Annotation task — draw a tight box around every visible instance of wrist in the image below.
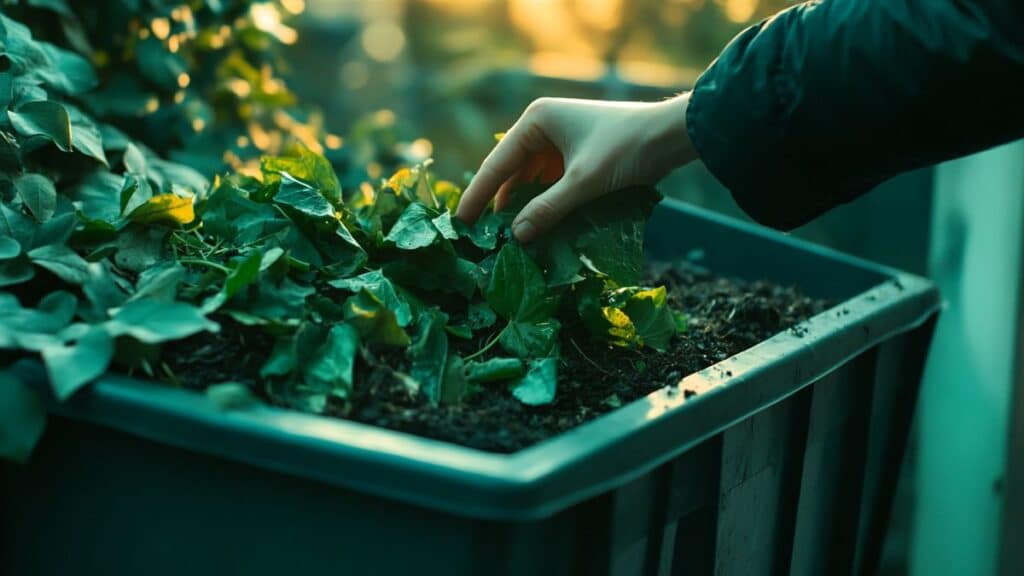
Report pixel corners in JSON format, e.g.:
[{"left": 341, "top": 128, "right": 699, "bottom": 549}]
[{"left": 641, "top": 93, "right": 698, "bottom": 177}]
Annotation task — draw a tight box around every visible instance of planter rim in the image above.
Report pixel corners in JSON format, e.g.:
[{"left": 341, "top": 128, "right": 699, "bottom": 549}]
[{"left": 14, "top": 200, "right": 942, "bottom": 522}]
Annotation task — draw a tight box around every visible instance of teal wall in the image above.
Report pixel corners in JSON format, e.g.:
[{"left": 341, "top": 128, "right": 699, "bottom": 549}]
[{"left": 911, "top": 141, "right": 1024, "bottom": 576}]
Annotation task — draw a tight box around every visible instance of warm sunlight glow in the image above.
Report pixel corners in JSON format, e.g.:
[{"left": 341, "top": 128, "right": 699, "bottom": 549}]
[
  {"left": 361, "top": 19, "right": 406, "bottom": 62},
  {"left": 717, "top": 0, "right": 759, "bottom": 23},
  {"left": 408, "top": 138, "right": 434, "bottom": 160},
  {"left": 528, "top": 52, "right": 604, "bottom": 80},
  {"left": 509, "top": 0, "right": 596, "bottom": 57},
  {"left": 151, "top": 17, "right": 171, "bottom": 40},
  {"left": 280, "top": 0, "right": 306, "bottom": 15},
  {"left": 574, "top": 0, "right": 623, "bottom": 32},
  {"left": 226, "top": 78, "right": 252, "bottom": 98},
  {"left": 421, "top": 0, "right": 490, "bottom": 15},
  {"left": 250, "top": 2, "right": 299, "bottom": 44}
]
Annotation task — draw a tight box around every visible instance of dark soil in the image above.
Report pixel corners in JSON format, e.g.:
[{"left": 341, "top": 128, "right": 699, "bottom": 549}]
[{"left": 164, "top": 261, "right": 829, "bottom": 453}]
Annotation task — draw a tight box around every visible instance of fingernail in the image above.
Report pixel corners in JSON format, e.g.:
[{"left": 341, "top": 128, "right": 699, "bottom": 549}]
[{"left": 513, "top": 219, "right": 535, "bottom": 243}]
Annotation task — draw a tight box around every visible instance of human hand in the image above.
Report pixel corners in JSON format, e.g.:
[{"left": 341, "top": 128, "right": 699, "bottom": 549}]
[{"left": 455, "top": 93, "right": 698, "bottom": 243}]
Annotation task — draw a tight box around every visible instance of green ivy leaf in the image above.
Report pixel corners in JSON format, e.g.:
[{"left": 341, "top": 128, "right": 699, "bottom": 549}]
[
  {"left": 510, "top": 357, "right": 558, "bottom": 405},
  {"left": 439, "top": 354, "right": 467, "bottom": 404},
  {"left": 383, "top": 245, "right": 480, "bottom": 299},
  {"left": 464, "top": 357, "right": 525, "bottom": 383},
  {"left": 454, "top": 212, "right": 500, "bottom": 251},
  {"left": 431, "top": 210, "right": 459, "bottom": 240},
  {"left": 27, "top": 243, "right": 89, "bottom": 284},
  {"left": 26, "top": 0, "right": 74, "bottom": 18},
  {"left": 0, "top": 236, "right": 20, "bottom": 260},
  {"left": 329, "top": 269, "right": 413, "bottom": 327},
  {"left": 273, "top": 172, "right": 334, "bottom": 219},
  {"left": 114, "top": 225, "right": 166, "bottom": 273},
  {"left": 201, "top": 176, "right": 285, "bottom": 246},
  {"left": 486, "top": 242, "right": 557, "bottom": 322},
  {"left": 14, "top": 174, "right": 57, "bottom": 222},
  {"left": 41, "top": 325, "right": 114, "bottom": 400},
  {"left": 244, "top": 277, "right": 314, "bottom": 320},
  {"left": 149, "top": 158, "right": 209, "bottom": 196},
  {"left": 38, "top": 41, "right": 97, "bottom": 95},
  {"left": 0, "top": 291, "right": 76, "bottom": 349},
  {"left": 66, "top": 104, "right": 108, "bottom": 165},
  {"left": 120, "top": 173, "right": 154, "bottom": 217},
  {"left": 500, "top": 319, "right": 560, "bottom": 358},
  {"left": 408, "top": 309, "right": 450, "bottom": 403},
  {"left": 467, "top": 301, "right": 497, "bottom": 330},
  {"left": 261, "top": 147, "right": 342, "bottom": 205},
  {"left": 69, "top": 170, "right": 124, "bottom": 223},
  {"left": 304, "top": 323, "right": 360, "bottom": 400},
  {"left": 135, "top": 37, "right": 187, "bottom": 91},
  {"left": 0, "top": 368, "right": 47, "bottom": 463},
  {"left": 130, "top": 262, "right": 183, "bottom": 303},
  {"left": 81, "top": 261, "right": 130, "bottom": 321},
  {"left": 0, "top": 257, "right": 35, "bottom": 287},
  {"left": 673, "top": 310, "right": 689, "bottom": 334},
  {"left": 123, "top": 143, "right": 149, "bottom": 177},
  {"left": 343, "top": 289, "right": 411, "bottom": 347},
  {"left": 107, "top": 299, "right": 219, "bottom": 344},
  {"left": 8, "top": 100, "right": 73, "bottom": 152},
  {"left": 511, "top": 185, "right": 661, "bottom": 287},
  {"left": 32, "top": 211, "right": 76, "bottom": 249},
  {"left": 201, "top": 251, "right": 262, "bottom": 313},
  {"left": 1, "top": 203, "right": 37, "bottom": 248},
  {"left": 385, "top": 202, "right": 439, "bottom": 250}
]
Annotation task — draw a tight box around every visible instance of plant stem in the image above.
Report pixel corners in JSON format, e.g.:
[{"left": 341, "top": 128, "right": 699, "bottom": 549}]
[
  {"left": 571, "top": 337, "right": 610, "bottom": 375},
  {"left": 178, "top": 258, "right": 231, "bottom": 274},
  {"left": 464, "top": 324, "right": 509, "bottom": 362}
]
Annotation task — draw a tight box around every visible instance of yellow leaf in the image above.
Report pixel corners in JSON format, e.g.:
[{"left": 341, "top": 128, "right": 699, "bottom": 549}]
[
  {"left": 602, "top": 306, "right": 636, "bottom": 345},
  {"left": 385, "top": 167, "right": 412, "bottom": 193},
  {"left": 130, "top": 194, "right": 195, "bottom": 225}
]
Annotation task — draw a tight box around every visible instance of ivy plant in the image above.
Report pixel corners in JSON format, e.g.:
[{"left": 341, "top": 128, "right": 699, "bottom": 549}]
[{"left": 0, "top": 5, "right": 684, "bottom": 462}]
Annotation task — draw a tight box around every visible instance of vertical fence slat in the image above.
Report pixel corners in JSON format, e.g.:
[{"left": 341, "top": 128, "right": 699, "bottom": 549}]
[
  {"left": 857, "top": 321, "right": 936, "bottom": 575},
  {"left": 669, "top": 435, "right": 723, "bottom": 576},
  {"left": 830, "top": 349, "right": 879, "bottom": 573},
  {"left": 713, "top": 392, "right": 813, "bottom": 576},
  {"left": 789, "top": 349, "right": 880, "bottom": 575}
]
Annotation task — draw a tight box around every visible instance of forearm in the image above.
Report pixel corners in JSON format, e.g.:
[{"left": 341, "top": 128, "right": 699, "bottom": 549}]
[{"left": 688, "top": 0, "right": 1024, "bottom": 229}]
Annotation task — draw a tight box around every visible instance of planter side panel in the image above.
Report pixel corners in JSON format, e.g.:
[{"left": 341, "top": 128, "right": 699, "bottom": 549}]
[{"left": 1, "top": 418, "right": 481, "bottom": 576}]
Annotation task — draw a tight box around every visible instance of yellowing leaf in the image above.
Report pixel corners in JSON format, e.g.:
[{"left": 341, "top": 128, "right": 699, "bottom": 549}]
[
  {"left": 386, "top": 167, "right": 412, "bottom": 193},
  {"left": 129, "top": 194, "right": 195, "bottom": 225}
]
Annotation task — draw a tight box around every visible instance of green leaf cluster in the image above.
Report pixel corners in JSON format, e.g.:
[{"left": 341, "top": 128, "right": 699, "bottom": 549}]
[{"left": 0, "top": 4, "right": 685, "bottom": 462}]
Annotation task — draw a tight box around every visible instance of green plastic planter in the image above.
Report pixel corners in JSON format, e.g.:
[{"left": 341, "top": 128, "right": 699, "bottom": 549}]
[{"left": 1, "top": 199, "right": 940, "bottom": 576}]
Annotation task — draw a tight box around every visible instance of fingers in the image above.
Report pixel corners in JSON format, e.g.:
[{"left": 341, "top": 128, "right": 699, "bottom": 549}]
[
  {"left": 493, "top": 167, "right": 524, "bottom": 213},
  {"left": 511, "top": 167, "right": 593, "bottom": 244},
  {"left": 455, "top": 123, "right": 530, "bottom": 223},
  {"left": 495, "top": 145, "right": 564, "bottom": 213},
  {"left": 456, "top": 100, "right": 553, "bottom": 224}
]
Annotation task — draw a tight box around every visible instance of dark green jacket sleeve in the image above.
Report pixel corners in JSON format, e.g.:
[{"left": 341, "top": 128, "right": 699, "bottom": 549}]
[{"left": 686, "top": 0, "right": 1024, "bottom": 230}]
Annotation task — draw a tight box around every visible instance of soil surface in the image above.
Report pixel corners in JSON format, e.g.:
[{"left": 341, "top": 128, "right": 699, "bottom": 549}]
[{"left": 164, "top": 261, "right": 829, "bottom": 453}]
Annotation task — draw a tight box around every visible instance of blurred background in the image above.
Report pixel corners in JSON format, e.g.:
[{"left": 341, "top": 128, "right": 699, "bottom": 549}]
[{"left": 244, "top": 2, "right": 1024, "bottom": 574}]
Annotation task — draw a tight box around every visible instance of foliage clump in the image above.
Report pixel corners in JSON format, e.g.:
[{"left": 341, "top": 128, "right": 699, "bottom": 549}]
[{"left": 0, "top": 2, "right": 681, "bottom": 461}]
